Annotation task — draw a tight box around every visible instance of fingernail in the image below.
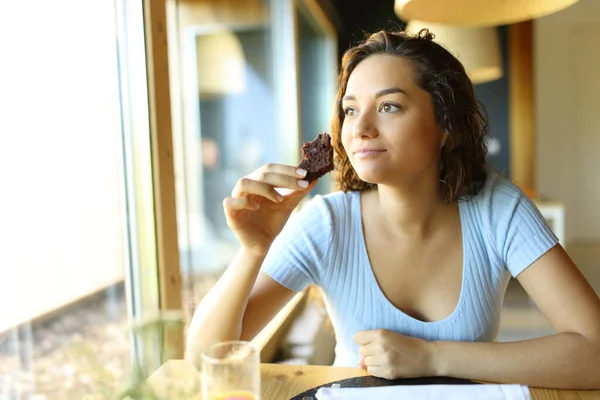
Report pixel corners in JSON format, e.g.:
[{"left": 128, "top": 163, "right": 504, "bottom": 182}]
[
  {"left": 297, "top": 180, "right": 309, "bottom": 188},
  {"left": 276, "top": 194, "right": 284, "bottom": 202},
  {"left": 296, "top": 168, "right": 307, "bottom": 177}
]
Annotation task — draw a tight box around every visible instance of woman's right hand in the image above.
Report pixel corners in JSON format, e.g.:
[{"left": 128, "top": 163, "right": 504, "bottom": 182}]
[{"left": 223, "top": 164, "right": 317, "bottom": 255}]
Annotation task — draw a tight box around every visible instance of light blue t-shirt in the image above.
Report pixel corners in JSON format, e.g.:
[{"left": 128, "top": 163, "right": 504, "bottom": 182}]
[{"left": 262, "top": 173, "right": 558, "bottom": 367}]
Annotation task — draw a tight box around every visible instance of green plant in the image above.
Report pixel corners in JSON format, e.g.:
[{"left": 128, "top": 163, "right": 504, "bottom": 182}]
[{"left": 110, "top": 311, "right": 200, "bottom": 400}]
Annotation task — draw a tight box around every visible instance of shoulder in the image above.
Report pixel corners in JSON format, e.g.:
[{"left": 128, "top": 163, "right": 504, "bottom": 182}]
[
  {"left": 466, "top": 172, "right": 542, "bottom": 235},
  {"left": 321, "top": 189, "right": 359, "bottom": 206},
  {"left": 285, "top": 190, "right": 356, "bottom": 233},
  {"left": 297, "top": 190, "right": 357, "bottom": 219},
  {"left": 466, "top": 173, "right": 558, "bottom": 274},
  {"left": 467, "top": 172, "right": 528, "bottom": 217},
  {"left": 478, "top": 172, "right": 524, "bottom": 202}
]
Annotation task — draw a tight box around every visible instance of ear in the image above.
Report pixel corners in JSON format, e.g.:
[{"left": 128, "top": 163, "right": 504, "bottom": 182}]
[{"left": 440, "top": 131, "right": 449, "bottom": 148}]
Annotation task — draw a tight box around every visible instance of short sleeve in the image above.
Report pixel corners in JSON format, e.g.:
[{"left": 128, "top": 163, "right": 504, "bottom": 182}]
[
  {"left": 261, "top": 194, "right": 333, "bottom": 292},
  {"left": 484, "top": 175, "right": 559, "bottom": 277}
]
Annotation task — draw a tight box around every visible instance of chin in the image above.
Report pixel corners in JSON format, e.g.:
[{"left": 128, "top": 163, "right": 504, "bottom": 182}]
[
  {"left": 354, "top": 170, "right": 385, "bottom": 185},
  {"left": 355, "top": 167, "right": 416, "bottom": 187}
]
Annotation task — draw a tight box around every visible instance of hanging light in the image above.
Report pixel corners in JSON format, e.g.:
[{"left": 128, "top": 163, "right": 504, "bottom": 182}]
[
  {"left": 396, "top": 0, "right": 579, "bottom": 27},
  {"left": 405, "top": 20, "right": 503, "bottom": 85},
  {"left": 196, "top": 30, "right": 246, "bottom": 97}
]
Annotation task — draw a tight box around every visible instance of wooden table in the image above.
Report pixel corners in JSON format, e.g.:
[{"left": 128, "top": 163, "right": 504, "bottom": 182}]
[{"left": 148, "top": 360, "right": 600, "bottom": 399}]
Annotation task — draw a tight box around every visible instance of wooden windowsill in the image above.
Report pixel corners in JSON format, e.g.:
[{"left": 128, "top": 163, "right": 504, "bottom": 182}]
[{"left": 252, "top": 290, "right": 308, "bottom": 362}]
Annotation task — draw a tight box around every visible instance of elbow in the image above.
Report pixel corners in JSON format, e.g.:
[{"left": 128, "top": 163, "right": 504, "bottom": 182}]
[
  {"left": 574, "top": 332, "right": 600, "bottom": 389},
  {"left": 184, "top": 334, "right": 200, "bottom": 367},
  {"left": 583, "top": 358, "right": 600, "bottom": 390},
  {"left": 588, "top": 336, "right": 600, "bottom": 389},
  {"left": 183, "top": 326, "right": 244, "bottom": 367}
]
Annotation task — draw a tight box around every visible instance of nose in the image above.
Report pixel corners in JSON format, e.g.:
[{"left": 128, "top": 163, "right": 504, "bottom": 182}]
[{"left": 352, "top": 111, "right": 378, "bottom": 139}]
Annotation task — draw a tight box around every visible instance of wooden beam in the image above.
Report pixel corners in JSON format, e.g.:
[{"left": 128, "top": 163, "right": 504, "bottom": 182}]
[
  {"left": 509, "top": 20, "right": 536, "bottom": 197},
  {"left": 252, "top": 291, "right": 307, "bottom": 362},
  {"left": 143, "top": 0, "right": 182, "bottom": 312},
  {"left": 143, "top": 0, "right": 183, "bottom": 357}
]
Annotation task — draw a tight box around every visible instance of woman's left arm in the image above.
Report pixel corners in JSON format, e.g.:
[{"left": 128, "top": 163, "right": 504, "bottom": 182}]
[
  {"left": 356, "top": 245, "right": 600, "bottom": 388},
  {"left": 433, "top": 244, "right": 600, "bottom": 389}
]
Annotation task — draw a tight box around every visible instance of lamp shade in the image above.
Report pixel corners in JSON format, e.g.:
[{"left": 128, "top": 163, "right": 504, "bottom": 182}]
[
  {"left": 196, "top": 31, "right": 246, "bottom": 96},
  {"left": 396, "top": 0, "right": 579, "bottom": 27},
  {"left": 405, "top": 21, "right": 503, "bottom": 85}
]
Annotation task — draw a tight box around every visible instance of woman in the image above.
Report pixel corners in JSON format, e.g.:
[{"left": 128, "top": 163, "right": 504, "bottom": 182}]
[{"left": 186, "top": 29, "right": 600, "bottom": 389}]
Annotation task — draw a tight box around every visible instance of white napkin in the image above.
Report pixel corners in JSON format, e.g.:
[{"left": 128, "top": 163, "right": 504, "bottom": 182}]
[{"left": 316, "top": 384, "right": 531, "bottom": 400}]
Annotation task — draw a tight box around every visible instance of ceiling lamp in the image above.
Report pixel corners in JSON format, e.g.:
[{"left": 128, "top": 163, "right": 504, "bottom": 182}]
[
  {"left": 396, "top": 0, "right": 579, "bottom": 27},
  {"left": 196, "top": 31, "right": 246, "bottom": 97},
  {"left": 406, "top": 21, "right": 503, "bottom": 85}
]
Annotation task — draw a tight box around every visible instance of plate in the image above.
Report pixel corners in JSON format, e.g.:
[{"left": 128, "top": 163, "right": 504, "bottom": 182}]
[{"left": 289, "top": 376, "right": 478, "bottom": 400}]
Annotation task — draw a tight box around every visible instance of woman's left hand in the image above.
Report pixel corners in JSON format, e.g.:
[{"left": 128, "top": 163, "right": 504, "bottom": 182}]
[{"left": 354, "top": 329, "right": 437, "bottom": 380}]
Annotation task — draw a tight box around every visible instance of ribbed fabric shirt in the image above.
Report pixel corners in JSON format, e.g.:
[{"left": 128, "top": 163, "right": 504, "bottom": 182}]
[{"left": 262, "top": 173, "right": 558, "bottom": 367}]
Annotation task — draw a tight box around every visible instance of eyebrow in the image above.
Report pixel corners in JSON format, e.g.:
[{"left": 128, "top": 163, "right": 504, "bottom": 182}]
[{"left": 342, "top": 87, "right": 407, "bottom": 102}]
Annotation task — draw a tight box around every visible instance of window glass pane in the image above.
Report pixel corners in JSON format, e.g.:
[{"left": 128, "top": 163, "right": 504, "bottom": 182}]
[
  {"left": 168, "top": 0, "right": 299, "bottom": 320},
  {"left": 0, "top": 0, "right": 132, "bottom": 397}
]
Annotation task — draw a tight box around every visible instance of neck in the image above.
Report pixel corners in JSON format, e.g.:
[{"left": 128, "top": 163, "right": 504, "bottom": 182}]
[{"left": 373, "top": 172, "right": 451, "bottom": 239}]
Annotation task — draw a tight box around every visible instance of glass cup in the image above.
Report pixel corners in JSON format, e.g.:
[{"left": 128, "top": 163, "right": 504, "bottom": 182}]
[{"left": 201, "top": 341, "right": 260, "bottom": 400}]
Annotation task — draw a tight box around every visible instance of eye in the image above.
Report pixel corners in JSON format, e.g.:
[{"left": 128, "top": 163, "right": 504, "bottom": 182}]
[
  {"left": 343, "top": 106, "right": 357, "bottom": 116},
  {"left": 379, "top": 102, "right": 401, "bottom": 113}
]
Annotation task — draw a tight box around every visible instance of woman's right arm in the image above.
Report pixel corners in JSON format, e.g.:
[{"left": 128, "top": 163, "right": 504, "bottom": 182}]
[
  {"left": 184, "top": 164, "right": 315, "bottom": 364},
  {"left": 184, "top": 248, "right": 296, "bottom": 364}
]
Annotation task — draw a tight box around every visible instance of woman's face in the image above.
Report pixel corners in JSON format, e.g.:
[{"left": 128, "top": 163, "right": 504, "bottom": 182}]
[{"left": 341, "top": 54, "right": 446, "bottom": 186}]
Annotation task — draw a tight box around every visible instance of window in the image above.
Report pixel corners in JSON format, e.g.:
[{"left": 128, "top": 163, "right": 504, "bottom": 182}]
[
  {"left": 0, "top": 1, "right": 132, "bottom": 397},
  {"left": 0, "top": 0, "right": 172, "bottom": 397},
  {"left": 167, "top": 0, "right": 305, "bottom": 321}
]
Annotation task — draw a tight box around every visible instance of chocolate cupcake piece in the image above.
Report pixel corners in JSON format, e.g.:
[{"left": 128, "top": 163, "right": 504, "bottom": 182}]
[{"left": 297, "top": 132, "right": 334, "bottom": 182}]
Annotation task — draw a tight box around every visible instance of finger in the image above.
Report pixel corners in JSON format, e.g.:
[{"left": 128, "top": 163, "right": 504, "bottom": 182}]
[
  {"left": 255, "top": 163, "right": 309, "bottom": 179},
  {"left": 278, "top": 179, "right": 318, "bottom": 206},
  {"left": 223, "top": 196, "right": 259, "bottom": 211},
  {"left": 354, "top": 330, "right": 379, "bottom": 346},
  {"left": 358, "top": 357, "right": 365, "bottom": 368},
  {"left": 359, "top": 342, "right": 379, "bottom": 358},
  {"left": 366, "top": 366, "right": 390, "bottom": 380},
  {"left": 231, "top": 178, "right": 284, "bottom": 203},
  {"left": 251, "top": 171, "right": 310, "bottom": 191},
  {"left": 362, "top": 355, "right": 380, "bottom": 367}
]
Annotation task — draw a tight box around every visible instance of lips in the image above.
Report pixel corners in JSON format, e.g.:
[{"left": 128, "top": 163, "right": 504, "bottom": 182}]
[{"left": 353, "top": 148, "right": 386, "bottom": 155}]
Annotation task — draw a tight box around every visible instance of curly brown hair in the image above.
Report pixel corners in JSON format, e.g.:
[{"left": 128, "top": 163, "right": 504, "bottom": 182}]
[{"left": 331, "top": 29, "right": 489, "bottom": 202}]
